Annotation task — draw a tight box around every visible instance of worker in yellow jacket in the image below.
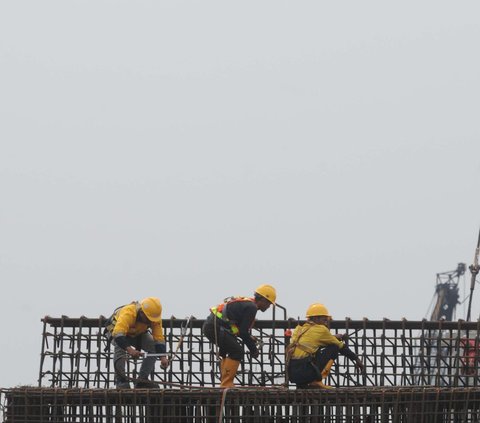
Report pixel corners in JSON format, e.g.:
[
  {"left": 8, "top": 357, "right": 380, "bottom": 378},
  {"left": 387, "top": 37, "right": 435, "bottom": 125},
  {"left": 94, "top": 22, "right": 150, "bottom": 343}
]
[
  {"left": 105, "top": 297, "right": 169, "bottom": 388},
  {"left": 203, "top": 284, "right": 277, "bottom": 388},
  {"left": 286, "top": 303, "right": 364, "bottom": 389}
]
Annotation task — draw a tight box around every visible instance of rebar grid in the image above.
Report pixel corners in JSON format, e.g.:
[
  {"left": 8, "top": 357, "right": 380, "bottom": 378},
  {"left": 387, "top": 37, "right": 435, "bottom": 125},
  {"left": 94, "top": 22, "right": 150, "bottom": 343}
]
[
  {"left": 38, "top": 317, "right": 480, "bottom": 389},
  {"left": 2, "top": 387, "right": 480, "bottom": 423}
]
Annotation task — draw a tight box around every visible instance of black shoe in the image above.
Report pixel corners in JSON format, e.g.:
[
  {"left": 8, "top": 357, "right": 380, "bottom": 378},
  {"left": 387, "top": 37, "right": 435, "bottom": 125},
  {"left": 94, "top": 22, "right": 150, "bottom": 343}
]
[
  {"left": 116, "top": 381, "right": 131, "bottom": 389},
  {"left": 134, "top": 378, "right": 159, "bottom": 389}
]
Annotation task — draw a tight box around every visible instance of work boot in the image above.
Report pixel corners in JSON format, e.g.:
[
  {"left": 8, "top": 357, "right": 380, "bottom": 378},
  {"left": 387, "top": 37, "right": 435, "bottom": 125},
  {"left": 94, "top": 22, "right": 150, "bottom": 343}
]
[
  {"left": 220, "top": 358, "right": 240, "bottom": 388},
  {"left": 321, "top": 359, "right": 334, "bottom": 379},
  {"left": 309, "top": 359, "right": 335, "bottom": 389},
  {"left": 114, "top": 374, "right": 131, "bottom": 389},
  {"left": 309, "top": 379, "right": 333, "bottom": 389}
]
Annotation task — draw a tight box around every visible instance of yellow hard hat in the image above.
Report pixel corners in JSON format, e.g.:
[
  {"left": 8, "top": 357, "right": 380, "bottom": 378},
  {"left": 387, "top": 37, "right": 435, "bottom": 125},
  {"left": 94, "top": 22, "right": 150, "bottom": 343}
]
[
  {"left": 254, "top": 284, "right": 276, "bottom": 304},
  {"left": 306, "top": 303, "right": 331, "bottom": 319},
  {"left": 140, "top": 297, "right": 162, "bottom": 322}
]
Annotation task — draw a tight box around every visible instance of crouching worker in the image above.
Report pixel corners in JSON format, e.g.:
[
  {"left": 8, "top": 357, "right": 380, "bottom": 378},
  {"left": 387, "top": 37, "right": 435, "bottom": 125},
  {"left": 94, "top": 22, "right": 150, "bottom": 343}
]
[
  {"left": 105, "top": 297, "right": 169, "bottom": 388},
  {"left": 203, "top": 284, "right": 277, "bottom": 388},
  {"left": 286, "top": 303, "right": 364, "bottom": 389}
]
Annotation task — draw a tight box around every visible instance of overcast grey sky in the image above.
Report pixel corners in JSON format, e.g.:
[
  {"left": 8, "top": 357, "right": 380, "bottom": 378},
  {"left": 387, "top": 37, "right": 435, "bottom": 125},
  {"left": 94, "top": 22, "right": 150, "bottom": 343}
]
[{"left": 1, "top": 1, "right": 479, "bottom": 388}]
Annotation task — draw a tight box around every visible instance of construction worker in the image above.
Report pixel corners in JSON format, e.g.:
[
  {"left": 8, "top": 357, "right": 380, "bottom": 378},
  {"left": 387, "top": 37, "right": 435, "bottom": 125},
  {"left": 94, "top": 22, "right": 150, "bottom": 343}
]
[
  {"left": 286, "top": 303, "right": 364, "bottom": 389},
  {"left": 105, "top": 297, "right": 169, "bottom": 388},
  {"left": 203, "top": 284, "right": 277, "bottom": 388}
]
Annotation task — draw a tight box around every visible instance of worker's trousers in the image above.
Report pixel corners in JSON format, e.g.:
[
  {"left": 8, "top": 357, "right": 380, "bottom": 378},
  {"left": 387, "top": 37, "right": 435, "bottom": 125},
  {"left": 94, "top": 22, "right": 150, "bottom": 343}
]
[
  {"left": 113, "top": 332, "right": 157, "bottom": 386},
  {"left": 288, "top": 344, "right": 339, "bottom": 386},
  {"left": 202, "top": 314, "right": 244, "bottom": 362}
]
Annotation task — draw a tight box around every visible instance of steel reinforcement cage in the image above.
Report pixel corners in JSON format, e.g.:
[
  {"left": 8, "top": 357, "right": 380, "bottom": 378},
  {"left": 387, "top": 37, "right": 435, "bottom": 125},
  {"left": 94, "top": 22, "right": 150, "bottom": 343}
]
[
  {"left": 37, "top": 316, "right": 480, "bottom": 389},
  {"left": 2, "top": 386, "right": 480, "bottom": 423},
  {"left": 2, "top": 317, "right": 480, "bottom": 422}
]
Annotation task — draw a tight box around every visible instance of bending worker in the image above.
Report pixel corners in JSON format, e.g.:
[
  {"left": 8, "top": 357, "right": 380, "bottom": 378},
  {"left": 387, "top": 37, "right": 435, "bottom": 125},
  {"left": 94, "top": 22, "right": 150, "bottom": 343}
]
[
  {"left": 203, "top": 284, "right": 277, "bottom": 388},
  {"left": 106, "top": 297, "right": 169, "bottom": 388},
  {"left": 286, "top": 303, "right": 364, "bottom": 389}
]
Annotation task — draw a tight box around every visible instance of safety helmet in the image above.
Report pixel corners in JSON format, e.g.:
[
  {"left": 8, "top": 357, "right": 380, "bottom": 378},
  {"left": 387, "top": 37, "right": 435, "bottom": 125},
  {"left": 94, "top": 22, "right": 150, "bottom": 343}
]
[
  {"left": 140, "top": 297, "right": 162, "bottom": 322},
  {"left": 254, "top": 284, "right": 276, "bottom": 304},
  {"left": 306, "top": 303, "right": 331, "bottom": 319}
]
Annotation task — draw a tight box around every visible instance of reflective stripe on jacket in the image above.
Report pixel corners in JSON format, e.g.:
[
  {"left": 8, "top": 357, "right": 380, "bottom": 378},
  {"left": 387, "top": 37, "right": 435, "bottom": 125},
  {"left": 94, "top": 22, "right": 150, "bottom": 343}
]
[{"left": 210, "top": 297, "right": 254, "bottom": 335}]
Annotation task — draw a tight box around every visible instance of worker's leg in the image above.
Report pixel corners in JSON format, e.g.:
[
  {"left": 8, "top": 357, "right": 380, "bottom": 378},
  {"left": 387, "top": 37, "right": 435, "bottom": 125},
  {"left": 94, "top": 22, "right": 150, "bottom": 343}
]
[
  {"left": 314, "top": 344, "right": 339, "bottom": 374},
  {"left": 309, "top": 345, "right": 339, "bottom": 389},
  {"left": 202, "top": 315, "right": 218, "bottom": 346},
  {"left": 203, "top": 316, "right": 242, "bottom": 387},
  {"left": 288, "top": 358, "right": 318, "bottom": 387},
  {"left": 220, "top": 357, "right": 240, "bottom": 388},
  {"left": 203, "top": 315, "right": 227, "bottom": 383},
  {"left": 218, "top": 331, "right": 242, "bottom": 387},
  {"left": 137, "top": 332, "right": 157, "bottom": 381},
  {"left": 113, "top": 339, "right": 131, "bottom": 389},
  {"left": 322, "top": 358, "right": 335, "bottom": 379}
]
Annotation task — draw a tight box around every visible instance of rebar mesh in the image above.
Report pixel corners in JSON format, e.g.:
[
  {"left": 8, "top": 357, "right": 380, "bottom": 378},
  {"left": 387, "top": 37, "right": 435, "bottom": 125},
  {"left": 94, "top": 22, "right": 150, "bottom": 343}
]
[
  {"left": 2, "top": 387, "right": 480, "bottom": 423},
  {"left": 3, "top": 318, "right": 480, "bottom": 422},
  {"left": 38, "top": 317, "right": 480, "bottom": 389}
]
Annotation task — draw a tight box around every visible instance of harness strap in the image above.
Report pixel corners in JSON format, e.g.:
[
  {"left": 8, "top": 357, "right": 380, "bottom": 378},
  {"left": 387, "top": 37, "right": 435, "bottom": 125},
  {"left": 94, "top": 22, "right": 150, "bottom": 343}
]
[
  {"left": 102, "top": 302, "right": 137, "bottom": 351},
  {"left": 285, "top": 322, "right": 316, "bottom": 383},
  {"left": 210, "top": 297, "right": 254, "bottom": 336}
]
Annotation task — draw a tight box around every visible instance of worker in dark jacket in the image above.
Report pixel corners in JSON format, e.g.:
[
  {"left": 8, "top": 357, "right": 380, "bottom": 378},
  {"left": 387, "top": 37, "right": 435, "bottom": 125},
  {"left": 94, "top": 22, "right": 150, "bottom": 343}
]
[
  {"left": 203, "top": 284, "right": 277, "bottom": 387},
  {"left": 106, "top": 297, "right": 169, "bottom": 388},
  {"left": 286, "top": 303, "right": 364, "bottom": 389}
]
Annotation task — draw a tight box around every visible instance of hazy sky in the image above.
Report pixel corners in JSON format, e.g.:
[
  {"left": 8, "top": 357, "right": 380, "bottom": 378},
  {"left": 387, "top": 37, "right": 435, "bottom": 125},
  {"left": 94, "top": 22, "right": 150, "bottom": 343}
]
[{"left": 1, "top": 2, "right": 479, "bottom": 388}]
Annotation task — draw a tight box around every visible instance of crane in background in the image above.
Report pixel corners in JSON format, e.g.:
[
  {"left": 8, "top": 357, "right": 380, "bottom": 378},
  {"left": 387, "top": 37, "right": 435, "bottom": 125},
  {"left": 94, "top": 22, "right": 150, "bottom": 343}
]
[
  {"left": 428, "top": 228, "right": 480, "bottom": 322},
  {"left": 430, "top": 263, "right": 465, "bottom": 321},
  {"left": 466, "top": 228, "right": 480, "bottom": 321},
  {"left": 422, "top": 229, "right": 480, "bottom": 383}
]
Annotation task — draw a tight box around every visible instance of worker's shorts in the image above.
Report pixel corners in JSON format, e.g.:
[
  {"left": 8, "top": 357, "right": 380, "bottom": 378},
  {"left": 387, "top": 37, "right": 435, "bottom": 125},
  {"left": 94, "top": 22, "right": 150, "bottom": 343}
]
[
  {"left": 202, "top": 314, "right": 244, "bottom": 362},
  {"left": 288, "top": 344, "right": 339, "bottom": 386}
]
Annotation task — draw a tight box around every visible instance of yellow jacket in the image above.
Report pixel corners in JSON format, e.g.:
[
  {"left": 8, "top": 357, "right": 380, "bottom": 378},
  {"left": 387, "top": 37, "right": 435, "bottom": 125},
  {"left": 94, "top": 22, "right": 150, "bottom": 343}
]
[
  {"left": 111, "top": 302, "right": 165, "bottom": 343},
  {"left": 290, "top": 321, "right": 344, "bottom": 359}
]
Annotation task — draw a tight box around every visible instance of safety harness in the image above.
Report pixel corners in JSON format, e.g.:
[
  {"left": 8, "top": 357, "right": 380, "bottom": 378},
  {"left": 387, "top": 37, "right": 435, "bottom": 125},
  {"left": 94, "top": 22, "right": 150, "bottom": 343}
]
[
  {"left": 284, "top": 321, "right": 322, "bottom": 383},
  {"left": 102, "top": 302, "right": 140, "bottom": 351},
  {"left": 210, "top": 296, "right": 255, "bottom": 335}
]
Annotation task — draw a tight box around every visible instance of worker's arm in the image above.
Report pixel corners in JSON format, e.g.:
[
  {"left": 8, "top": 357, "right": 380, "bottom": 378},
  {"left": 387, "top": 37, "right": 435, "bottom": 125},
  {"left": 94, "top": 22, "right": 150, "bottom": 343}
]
[
  {"left": 151, "top": 321, "right": 166, "bottom": 350},
  {"left": 232, "top": 302, "right": 259, "bottom": 357},
  {"left": 317, "top": 325, "right": 345, "bottom": 348},
  {"left": 317, "top": 325, "right": 363, "bottom": 369},
  {"left": 111, "top": 305, "right": 144, "bottom": 358},
  {"left": 151, "top": 322, "right": 168, "bottom": 367},
  {"left": 339, "top": 344, "right": 364, "bottom": 371},
  {"left": 113, "top": 336, "right": 142, "bottom": 358}
]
